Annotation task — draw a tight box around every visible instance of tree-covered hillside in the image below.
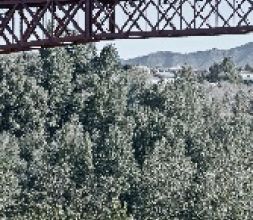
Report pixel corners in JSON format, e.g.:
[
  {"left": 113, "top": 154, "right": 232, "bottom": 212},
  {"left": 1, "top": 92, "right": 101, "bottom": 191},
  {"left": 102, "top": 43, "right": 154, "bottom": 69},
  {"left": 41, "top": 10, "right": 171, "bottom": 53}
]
[
  {"left": 123, "top": 42, "right": 253, "bottom": 69},
  {"left": 0, "top": 45, "right": 252, "bottom": 219}
]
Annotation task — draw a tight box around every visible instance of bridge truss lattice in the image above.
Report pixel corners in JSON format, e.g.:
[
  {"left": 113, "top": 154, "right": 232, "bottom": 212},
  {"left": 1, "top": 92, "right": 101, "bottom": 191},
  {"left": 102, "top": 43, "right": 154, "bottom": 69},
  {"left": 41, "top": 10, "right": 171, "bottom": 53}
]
[{"left": 0, "top": 0, "right": 253, "bottom": 53}]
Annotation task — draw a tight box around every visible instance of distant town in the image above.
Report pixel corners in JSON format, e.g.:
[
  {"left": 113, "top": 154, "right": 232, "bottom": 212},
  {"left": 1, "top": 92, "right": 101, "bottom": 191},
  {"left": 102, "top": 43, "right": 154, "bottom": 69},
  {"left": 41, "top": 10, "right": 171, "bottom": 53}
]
[{"left": 133, "top": 65, "right": 253, "bottom": 84}]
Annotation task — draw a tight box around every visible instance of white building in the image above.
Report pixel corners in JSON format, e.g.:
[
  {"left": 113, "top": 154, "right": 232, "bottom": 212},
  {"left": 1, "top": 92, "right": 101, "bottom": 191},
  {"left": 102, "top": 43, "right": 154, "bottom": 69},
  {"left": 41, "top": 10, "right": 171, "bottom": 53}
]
[
  {"left": 240, "top": 70, "right": 253, "bottom": 83},
  {"left": 147, "top": 76, "right": 161, "bottom": 84},
  {"left": 153, "top": 67, "right": 176, "bottom": 82},
  {"left": 134, "top": 65, "right": 151, "bottom": 74}
]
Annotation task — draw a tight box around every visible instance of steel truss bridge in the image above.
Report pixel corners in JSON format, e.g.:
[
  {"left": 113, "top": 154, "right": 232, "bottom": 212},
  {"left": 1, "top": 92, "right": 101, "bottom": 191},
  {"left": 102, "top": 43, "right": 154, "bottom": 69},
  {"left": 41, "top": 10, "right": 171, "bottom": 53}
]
[{"left": 0, "top": 0, "right": 253, "bottom": 54}]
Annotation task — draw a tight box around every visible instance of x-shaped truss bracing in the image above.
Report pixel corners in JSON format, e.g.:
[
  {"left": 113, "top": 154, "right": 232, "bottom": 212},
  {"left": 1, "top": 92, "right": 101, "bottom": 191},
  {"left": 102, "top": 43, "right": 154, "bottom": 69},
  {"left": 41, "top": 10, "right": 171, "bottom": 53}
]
[{"left": 0, "top": 0, "right": 253, "bottom": 53}]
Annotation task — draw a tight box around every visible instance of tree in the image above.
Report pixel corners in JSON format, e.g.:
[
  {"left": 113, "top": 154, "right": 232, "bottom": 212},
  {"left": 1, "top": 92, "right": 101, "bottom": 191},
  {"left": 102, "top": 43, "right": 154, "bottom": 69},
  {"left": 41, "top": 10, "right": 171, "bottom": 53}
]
[
  {"left": 79, "top": 44, "right": 127, "bottom": 132},
  {"left": 221, "top": 57, "right": 241, "bottom": 83},
  {"left": 207, "top": 57, "right": 241, "bottom": 83},
  {"left": 208, "top": 62, "right": 222, "bottom": 82},
  {"left": 192, "top": 113, "right": 252, "bottom": 219},
  {"left": 39, "top": 47, "right": 74, "bottom": 135},
  {"left": 134, "top": 137, "right": 195, "bottom": 220},
  {"left": 0, "top": 133, "right": 24, "bottom": 218},
  {"left": 244, "top": 64, "right": 253, "bottom": 72},
  {"left": 0, "top": 57, "right": 48, "bottom": 137}
]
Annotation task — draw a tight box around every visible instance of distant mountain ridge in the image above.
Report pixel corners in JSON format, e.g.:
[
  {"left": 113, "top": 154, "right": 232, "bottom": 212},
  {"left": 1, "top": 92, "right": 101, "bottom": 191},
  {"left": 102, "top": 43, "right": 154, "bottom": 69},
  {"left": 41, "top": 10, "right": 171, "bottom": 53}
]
[{"left": 122, "top": 42, "right": 253, "bottom": 70}]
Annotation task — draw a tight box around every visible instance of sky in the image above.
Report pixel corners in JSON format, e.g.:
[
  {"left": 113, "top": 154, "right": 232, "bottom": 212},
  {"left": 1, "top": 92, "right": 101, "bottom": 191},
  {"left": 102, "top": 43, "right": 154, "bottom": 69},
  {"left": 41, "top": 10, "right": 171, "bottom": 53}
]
[{"left": 96, "top": 33, "right": 253, "bottom": 60}]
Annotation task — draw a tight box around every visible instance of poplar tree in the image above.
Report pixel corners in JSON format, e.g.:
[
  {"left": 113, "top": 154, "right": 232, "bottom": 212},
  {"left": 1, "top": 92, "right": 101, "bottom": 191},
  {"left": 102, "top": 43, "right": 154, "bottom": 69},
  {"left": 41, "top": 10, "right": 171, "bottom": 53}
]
[
  {"left": 134, "top": 137, "right": 195, "bottom": 220},
  {"left": 0, "top": 57, "right": 48, "bottom": 137},
  {"left": 39, "top": 47, "right": 74, "bottom": 135},
  {"left": 0, "top": 133, "right": 23, "bottom": 218}
]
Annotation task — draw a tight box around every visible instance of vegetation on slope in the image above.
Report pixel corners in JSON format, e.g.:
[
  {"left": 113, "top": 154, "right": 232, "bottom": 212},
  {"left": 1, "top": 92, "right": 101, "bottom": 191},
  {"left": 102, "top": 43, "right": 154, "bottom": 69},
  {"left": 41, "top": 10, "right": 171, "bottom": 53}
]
[
  {"left": 123, "top": 42, "right": 253, "bottom": 69},
  {"left": 0, "top": 45, "right": 252, "bottom": 219}
]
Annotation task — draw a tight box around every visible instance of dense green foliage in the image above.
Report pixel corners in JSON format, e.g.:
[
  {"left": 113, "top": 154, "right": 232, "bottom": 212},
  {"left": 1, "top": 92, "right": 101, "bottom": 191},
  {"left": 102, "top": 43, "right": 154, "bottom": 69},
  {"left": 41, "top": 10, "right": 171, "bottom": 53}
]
[
  {"left": 0, "top": 45, "right": 252, "bottom": 219},
  {"left": 207, "top": 57, "right": 241, "bottom": 83}
]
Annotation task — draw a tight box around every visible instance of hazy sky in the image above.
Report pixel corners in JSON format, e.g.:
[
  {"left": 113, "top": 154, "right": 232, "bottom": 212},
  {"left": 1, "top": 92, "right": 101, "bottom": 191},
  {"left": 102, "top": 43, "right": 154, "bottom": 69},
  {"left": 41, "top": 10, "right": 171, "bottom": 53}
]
[{"left": 96, "top": 33, "right": 253, "bottom": 59}]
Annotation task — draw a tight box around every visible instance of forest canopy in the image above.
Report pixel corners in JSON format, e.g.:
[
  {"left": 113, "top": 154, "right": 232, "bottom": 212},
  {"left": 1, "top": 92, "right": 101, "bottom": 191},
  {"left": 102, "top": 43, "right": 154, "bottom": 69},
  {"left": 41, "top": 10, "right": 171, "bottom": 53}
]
[{"left": 0, "top": 44, "right": 252, "bottom": 220}]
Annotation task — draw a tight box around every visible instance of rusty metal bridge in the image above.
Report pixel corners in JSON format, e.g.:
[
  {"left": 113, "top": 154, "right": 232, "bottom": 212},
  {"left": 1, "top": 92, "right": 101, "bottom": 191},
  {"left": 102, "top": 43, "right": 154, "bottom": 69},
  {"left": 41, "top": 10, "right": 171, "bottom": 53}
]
[{"left": 0, "top": 0, "right": 253, "bottom": 54}]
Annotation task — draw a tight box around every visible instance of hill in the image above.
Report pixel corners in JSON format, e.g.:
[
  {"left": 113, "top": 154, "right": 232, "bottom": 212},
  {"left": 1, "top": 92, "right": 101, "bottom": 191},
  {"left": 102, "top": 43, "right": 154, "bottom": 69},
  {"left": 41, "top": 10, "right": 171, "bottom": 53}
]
[{"left": 122, "top": 42, "right": 253, "bottom": 70}]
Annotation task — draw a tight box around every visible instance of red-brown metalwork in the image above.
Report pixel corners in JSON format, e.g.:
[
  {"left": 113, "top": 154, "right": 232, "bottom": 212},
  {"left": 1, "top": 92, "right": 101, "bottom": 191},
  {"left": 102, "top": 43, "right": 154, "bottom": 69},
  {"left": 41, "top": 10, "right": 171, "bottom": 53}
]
[{"left": 0, "top": 0, "right": 253, "bottom": 54}]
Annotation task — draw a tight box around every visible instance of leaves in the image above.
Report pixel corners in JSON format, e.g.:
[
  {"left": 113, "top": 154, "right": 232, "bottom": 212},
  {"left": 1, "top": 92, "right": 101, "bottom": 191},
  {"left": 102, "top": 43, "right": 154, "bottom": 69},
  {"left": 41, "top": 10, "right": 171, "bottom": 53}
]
[{"left": 0, "top": 45, "right": 252, "bottom": 219}]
